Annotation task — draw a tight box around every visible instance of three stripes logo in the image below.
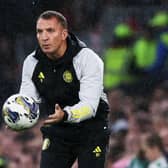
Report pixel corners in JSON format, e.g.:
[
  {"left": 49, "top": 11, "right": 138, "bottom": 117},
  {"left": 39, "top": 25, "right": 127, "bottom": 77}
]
[
  {"left": 93, "top": 146, "right": 102, "bottom": 157},
  {"left": 38, "top": 72, "right": 45, "bottom": 83}
]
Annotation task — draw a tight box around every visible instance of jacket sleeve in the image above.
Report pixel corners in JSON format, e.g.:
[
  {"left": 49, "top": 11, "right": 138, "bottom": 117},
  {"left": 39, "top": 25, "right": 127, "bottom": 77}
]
[
  {"left": 64, "top": 48, "right": 104, "bottom": 123},
  {"left": 19, "top": 52, "right": 41, "bottom": 103}
]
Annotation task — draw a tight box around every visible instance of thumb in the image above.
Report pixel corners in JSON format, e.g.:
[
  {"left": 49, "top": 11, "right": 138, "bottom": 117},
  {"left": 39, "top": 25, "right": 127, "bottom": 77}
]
[{"left": 55, "top": 104, "right": 60, "bottom": 110}]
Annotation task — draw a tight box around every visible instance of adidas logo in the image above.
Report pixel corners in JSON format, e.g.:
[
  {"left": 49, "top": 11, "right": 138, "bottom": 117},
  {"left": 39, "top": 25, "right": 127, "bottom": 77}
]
[
  {"left": 93, "top": 146, "right": 102, "bottom": 157},
  {"left": 38, "top": 72, "right": 45, "bottom": 83}
]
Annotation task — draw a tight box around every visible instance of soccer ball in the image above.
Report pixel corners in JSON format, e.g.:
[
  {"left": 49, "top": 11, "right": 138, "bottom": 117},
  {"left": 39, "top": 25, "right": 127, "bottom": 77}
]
[{"left": 2, "top": 94, "right": 40, "bottom": 131}]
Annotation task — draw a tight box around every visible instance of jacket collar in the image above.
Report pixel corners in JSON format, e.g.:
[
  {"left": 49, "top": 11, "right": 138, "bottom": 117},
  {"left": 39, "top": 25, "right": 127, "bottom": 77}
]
[{"left": 34, "top": 32, "right": 86, "bottom": 67}]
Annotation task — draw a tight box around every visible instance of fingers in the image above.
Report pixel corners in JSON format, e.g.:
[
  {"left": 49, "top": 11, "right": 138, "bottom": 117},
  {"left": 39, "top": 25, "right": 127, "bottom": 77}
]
[
  {"left": 43, "top": 104, "right": 63, "bottom": 125},
  {"left": 5, "top": 125, "right": 13, "bottom": 131},
  {"left": 44, "top": 112, "right": 60, "bottom": 124},
  {"left": 47, "top": 104, "right": 60, "bottom": 118},
  {"left": 44, "top": 118, "right": 58, "bottom": 124}
]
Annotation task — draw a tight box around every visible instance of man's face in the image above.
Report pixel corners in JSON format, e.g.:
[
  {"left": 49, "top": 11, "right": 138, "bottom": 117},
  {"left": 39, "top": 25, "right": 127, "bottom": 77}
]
[
  {"left": 36, "top": 17, "right": 67, "bottom": 58},
  {"left": 143, "top": 145, "right": 157, "bottom": 161}
]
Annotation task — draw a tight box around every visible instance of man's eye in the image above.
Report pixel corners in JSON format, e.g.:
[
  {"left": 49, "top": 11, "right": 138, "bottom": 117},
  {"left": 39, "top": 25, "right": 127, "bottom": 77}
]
[
  {"left": 47, "top": 29, "right": 55, "bottom": 33},
  {"left": 37, "top": 29, "right": 42, "bottom": 34}
]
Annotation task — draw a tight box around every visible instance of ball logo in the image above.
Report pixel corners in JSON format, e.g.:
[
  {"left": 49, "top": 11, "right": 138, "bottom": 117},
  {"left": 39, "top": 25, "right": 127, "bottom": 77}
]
[{"left": 63, "top": 70, "right": 73, "bottom": 83}]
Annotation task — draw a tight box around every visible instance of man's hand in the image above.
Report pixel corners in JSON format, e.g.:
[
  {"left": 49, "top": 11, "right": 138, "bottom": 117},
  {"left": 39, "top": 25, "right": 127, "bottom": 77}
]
[{"left": 44, "top": 104, "right": 65, "bottom": 125}]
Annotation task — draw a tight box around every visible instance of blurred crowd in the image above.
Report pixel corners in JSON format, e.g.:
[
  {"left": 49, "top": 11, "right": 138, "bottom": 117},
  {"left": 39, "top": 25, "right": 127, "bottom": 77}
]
[
  {"left": 104, "top": 10, "right": 168, "bottom": 168},
  {"left": 1, "top": 2, "right": 168, "bottom": 168}
]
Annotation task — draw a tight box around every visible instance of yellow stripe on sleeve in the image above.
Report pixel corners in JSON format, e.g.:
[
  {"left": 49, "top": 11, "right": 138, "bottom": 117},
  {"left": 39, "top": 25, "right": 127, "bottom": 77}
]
[{"left": 70, "top": 106, "right": 92, "bottom": 121}]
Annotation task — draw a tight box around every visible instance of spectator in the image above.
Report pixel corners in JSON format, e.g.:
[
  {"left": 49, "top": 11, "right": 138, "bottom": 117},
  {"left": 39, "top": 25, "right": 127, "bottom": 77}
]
[
  {"left": 103, "top": 23, "right": 136, "bottom": 92},
  {"left": 142, "top": 133, "right": 168, "bottom": 168}
]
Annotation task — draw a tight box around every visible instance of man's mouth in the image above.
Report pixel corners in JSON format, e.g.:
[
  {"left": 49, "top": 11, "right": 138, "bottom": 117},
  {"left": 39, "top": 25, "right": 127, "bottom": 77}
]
[{"left": 42, "top": 44, "right": 50, "bottom": 49}]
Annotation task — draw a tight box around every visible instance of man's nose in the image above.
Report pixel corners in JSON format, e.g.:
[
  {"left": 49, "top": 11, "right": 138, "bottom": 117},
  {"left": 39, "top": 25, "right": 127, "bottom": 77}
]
[{"left": 41, "top": 32, "right": 49, "bottom": 41}]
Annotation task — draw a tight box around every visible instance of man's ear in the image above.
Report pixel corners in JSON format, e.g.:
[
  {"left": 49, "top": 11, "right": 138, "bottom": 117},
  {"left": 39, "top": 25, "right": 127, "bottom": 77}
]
[{"left": 62, "top": 29, "right": 68, "bottom": 40}]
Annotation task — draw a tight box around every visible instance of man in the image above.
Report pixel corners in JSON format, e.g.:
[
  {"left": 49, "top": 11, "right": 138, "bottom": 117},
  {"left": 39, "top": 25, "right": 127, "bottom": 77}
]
[
  {"left": 142, "top": 133, "right": 168, "bottom": 168},
  {"left": 19, "top": 10, "right": 109, "bottom": 168}
]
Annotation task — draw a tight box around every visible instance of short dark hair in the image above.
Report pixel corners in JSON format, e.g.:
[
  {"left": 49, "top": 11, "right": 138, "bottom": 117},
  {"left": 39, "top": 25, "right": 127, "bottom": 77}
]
[
  {"left": 145, "top": 133, "right": 164, "bottom": 152},
  {"left": 37, "top": 10, "right": 68, "bottom": 29}
]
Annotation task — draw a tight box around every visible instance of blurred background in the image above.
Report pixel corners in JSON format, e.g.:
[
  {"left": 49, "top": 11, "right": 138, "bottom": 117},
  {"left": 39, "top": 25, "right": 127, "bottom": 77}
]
[{"left": 1, "top": 0, "right": 168, "bottom": 168}]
